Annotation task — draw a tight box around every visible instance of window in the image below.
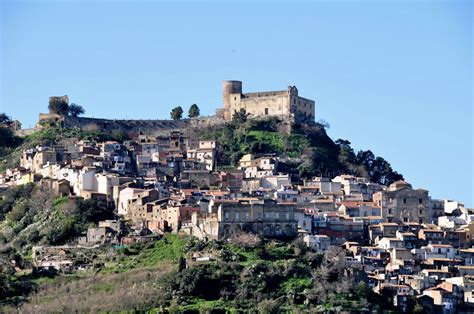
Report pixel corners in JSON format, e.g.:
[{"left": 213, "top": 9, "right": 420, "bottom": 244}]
[
  {"left": 419, "top": 198, "right": 423, "bottom": 204},
  {"left": 224, "top": 212, "right": 229, "bottom": 220},
  {"left": 286, "top": 213, "right": 290, "bottom": 220},
  {"left": 245, "top": 212, "right": 250, "bottom": 220},
  {"left": 403, "top": 198, "right": 407, "bottom": 204},
  {"left": 234, "top": 96, "right": 236, "bottom": 100},
  {"left": 235, "top": 212, "right": 240, "bottom": 220},
  {"left": 419, "top": 209, "right": 423, "bottom": 214},
  {"left": 264, "top": 108, "right": 269, "bottom": 115},
  {"left": 388, "top": 208, "right": 393, "bottom": 214},
  {"left": 275, "top": 212, "right": 280, "bottom": 219},
  {"left": 265, "top": 212, "right": 270, "bottom": 219}
]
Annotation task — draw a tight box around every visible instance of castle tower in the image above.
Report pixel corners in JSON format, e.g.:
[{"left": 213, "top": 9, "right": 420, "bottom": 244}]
[{"left": 222, "top": 80, "right": 242, "bottom": 119}]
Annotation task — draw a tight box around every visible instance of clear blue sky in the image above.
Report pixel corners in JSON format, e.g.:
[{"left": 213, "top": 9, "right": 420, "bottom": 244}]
[{"left": 1, "top": 0, "right": 472, "bottom": 206}]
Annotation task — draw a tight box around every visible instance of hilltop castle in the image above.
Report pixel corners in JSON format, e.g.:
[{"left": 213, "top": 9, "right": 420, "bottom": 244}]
[
  {"left": 216, "top": 80, "right": 315, "bottom": 123},
  {"left": 36, "top": 80, "right": 315, "bottom": 136}
]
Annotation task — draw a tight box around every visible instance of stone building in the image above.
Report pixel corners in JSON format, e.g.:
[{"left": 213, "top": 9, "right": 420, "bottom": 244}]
[
  {"left": 118, "top": 187, "right": 160, "bottom": 216},
  {"left": 373, "top": 181, "right": 430, "bottom": 224},
  {"left": 145, "top": 203, "right": 199, "bottom": 233},
  {"left": 191, "top": 198, "right": 297, "bottom": 240},
  {"left": 217, "top": 80, "right": 315, "bottom": 122}
]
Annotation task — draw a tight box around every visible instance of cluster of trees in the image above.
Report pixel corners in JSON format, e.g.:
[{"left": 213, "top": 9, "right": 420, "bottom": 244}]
[
  {"left": 48, "top": 99, "right": 85, "bottom": 117},
  {"left": 201, "top": 109, "right": 294, "bottom": 166},
  {"left": 0, "top": 184, "right": 113, "bottom": 249},
  {"left": 335, "top": 139, "right": 404, "bottom": 185},
  {"left": 0, "top": 113, "right": 22, "bottom": 149},
  {"left": 0, "top": 113, "right": 11, "bottom": 124},
  {"left": 197, "top": 110, "right": 403, "bottom": 186},
  {"left": 164, "top": 236, "right": 395, "bottom": 312},
  {"left": 170, "top": 104, "right": 200, "bottom": 120}
]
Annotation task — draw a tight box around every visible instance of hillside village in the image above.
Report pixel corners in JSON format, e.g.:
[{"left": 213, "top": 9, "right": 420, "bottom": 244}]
[{"left": 1, "top": 81, "right": 473, "bottom": 312}]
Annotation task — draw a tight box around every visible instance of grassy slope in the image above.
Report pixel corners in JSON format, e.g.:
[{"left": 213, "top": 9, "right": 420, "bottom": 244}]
[
  {"left": 101, "top": 234, "right": 188, "bottom": 273},
  {"left": 3, "top": 233, "right": 398, "bottom": 313},
  {"left": 2, "top": 234, "right": 186, "bottom": 312}
]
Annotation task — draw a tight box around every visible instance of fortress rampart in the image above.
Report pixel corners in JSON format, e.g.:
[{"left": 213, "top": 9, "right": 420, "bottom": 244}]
[{"left": 38, "top": 114, "right": 225, "bottom": 137}]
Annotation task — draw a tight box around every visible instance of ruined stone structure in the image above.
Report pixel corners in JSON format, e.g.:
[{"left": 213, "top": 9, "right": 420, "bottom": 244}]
[
  {"left": 217, "top": 80, "right": 315, "bottom": 122},
  {"left": 37, "top": 114, "right": 225, "bottom": 137}
]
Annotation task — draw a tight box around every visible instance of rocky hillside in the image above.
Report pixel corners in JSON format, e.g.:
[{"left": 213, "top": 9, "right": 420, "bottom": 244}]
[{"left": 197, "top": 113, "right": 403, "bottom": 185}]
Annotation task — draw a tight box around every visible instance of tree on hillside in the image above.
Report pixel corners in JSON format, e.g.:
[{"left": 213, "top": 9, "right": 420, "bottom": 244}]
[
  {"left": 0, "top": 113, "right": 11, "bottom": 125},
  {"left": 48, "top": 99, "right": 69, "bottom": 115},
  {"left": 188, "top": 104, "right": 200, "bottom": 118},
  {"left": 356, "top": 150, "right": 375, "bottom": 171},
  {"left": 68, "top": 103, "right": 85, "bottom": 117},
  {"left": 232, "top": 108, "right": 249, "bottom": 124},
  {"left": 170, "top": 106, "right": 183, "bottom": 120},
  {"left": 0, "top": 113, "right": 21, "bottom": 148},
  {"left": 369, "top": 157, "right": 404, "bottom": 185},
  {"left": 317, "top": 119, "right": 330, "bottom": 130},
  {"left": 336, "top": 139, "right": 356, "bottom": 165}
]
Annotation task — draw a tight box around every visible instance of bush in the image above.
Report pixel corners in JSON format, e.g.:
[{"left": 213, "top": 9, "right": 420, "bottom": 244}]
[
  {"left": 228, "top": 232, "right": 262, "bottom": 249},
  {"left": 257, "top": 299, "right": 280, "bottom": 314},
  {"left": 170, "top": 263, "right": 230, "bottom": 301},
  {"left": 6, "top": 201, "right": 29, "bottom": 223}
]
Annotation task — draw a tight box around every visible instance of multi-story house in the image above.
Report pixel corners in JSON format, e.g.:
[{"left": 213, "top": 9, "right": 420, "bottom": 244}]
[
  {"left": 238, "top": 154, "right": 278, "bottom": 179},
  {"left": 186, "top": 140, "right": 216, "bottom": 171},
  {"left": 373, "top": 180, "right": 430, "bottom": 224},
  {"left": 191, "top": 198, "right": 297, "bottom": 240}
]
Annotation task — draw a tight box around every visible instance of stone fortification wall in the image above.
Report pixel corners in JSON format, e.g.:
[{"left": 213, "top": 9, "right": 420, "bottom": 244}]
[
  {"left": 62, "top": 115, "right": 225, "bottom": 136},
  {"left": 15, "top": 128, "right": 36, "bottom": 137}
]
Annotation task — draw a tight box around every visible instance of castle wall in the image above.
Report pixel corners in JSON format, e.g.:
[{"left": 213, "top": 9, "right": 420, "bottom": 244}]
[
  {"left": 290, "top": 96, "right": 315, "bottom": 122},
  {"left": 226, "top": 92, "right": 291, "bottom": 120},
  {"left": 59, "top": 116, "right": 225, "bottom": 137}
]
